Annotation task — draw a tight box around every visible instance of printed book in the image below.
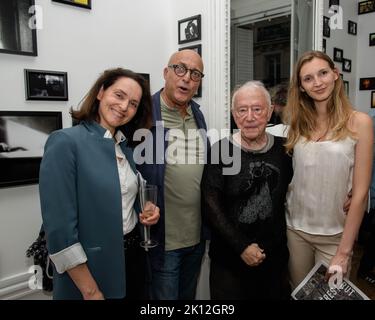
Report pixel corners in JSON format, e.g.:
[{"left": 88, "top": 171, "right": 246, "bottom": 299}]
[{"left": 291, "top": 261, "right": 370, "bottom": 300}]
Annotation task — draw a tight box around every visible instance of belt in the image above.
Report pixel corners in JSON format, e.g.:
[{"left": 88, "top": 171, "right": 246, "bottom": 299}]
[{"left": 123, "top": 227, "right": 141, "bottom": 250}]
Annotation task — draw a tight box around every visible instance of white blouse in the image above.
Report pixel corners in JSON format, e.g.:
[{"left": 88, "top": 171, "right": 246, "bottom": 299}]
[{"left": 286, "top": 136, "right": 357, "bottom": 235}]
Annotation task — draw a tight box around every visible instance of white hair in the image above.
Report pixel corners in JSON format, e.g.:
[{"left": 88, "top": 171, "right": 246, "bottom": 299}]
[{"left": 231, "top": 81, "right": 272, "bottom": 110}]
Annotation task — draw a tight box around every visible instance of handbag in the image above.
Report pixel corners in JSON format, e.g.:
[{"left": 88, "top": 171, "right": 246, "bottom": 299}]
[{"left": 26, "top": 226, "right": 53, "bottom": 292}]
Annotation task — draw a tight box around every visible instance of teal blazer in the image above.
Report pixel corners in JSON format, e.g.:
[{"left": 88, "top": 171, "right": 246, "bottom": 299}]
[{"left": 39, "top": 120, "right": 138, "bottom": 299}]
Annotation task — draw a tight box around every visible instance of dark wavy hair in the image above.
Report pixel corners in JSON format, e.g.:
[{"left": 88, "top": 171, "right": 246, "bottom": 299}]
[{"left": 71, "top": 68, "right": 153, "bottom": 146}]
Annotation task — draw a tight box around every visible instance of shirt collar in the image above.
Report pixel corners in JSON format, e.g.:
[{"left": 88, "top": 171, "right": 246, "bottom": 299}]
[{"left": 103, "top": 129, "right": 126, "bottom": 145}]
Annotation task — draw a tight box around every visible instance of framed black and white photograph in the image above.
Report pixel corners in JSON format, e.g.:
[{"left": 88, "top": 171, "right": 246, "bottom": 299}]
[
  {"left": 179, "top": 44, "right": 202, "bottom": 56},
  {"left": 343, "top": 80, "right": 349, "bottom": 96},
  {"left": 329, "top": 0, "right": 339, "bottom": 8},
  {"left": 360, "top": 77, "right": 375, "bottom": 90},
  {"left": 52, "top": 0, "right": 91, "bottom": 9},
  {"left": 322, "top": 38, "right": 326, "bottom": 53},
  {"left": 370, "top": 33, "right": 375, "bottom": 46},
  {"left": 333, "top": 48, "right": 343, "bottom": 62},
  {"left": 323, "top": 16, "right": 330, "bottom": 38},
  {"left": 0, "top": 0, "right": 38, "bottom": 56},
  {"left": 178, "top": 14, "right": 201, "bottom": 44},
  {"left": 342, "top": 59, "right": 351, "bottom": 72},
  {"left": 0, "top": 111, "right": 62, "bottom": 188},
  {"left": 358, "top": 0, "right": 375, "bottom": 15},
  {"left": 348, "top": 21, "right": 357, "bottom": 35},
  {"left": 371, "top": 91, "right": 375, "bottom": 108},
  {"left": 25, "top": 69, "right": 68, "bottom": 101}
]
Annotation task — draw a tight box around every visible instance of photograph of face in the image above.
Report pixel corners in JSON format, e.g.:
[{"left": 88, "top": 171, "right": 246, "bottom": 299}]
[
  {"left": 178, "top": 15, "right": 201, "bottom": 44},
  {"left": 360, "top": 78, "right": 375, "bottom": 90}
]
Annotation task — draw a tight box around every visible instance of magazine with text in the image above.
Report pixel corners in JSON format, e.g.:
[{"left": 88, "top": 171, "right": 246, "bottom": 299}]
[{"left": 291, "top": 261, "right": 370, "bottom": 300}]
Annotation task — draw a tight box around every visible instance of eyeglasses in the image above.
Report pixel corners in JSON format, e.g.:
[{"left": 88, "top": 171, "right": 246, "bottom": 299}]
[
  {"left": 234, "top": 106, "right": 266, "bottom": 118},
  {"left": 168, "top": 64, "right": 204, "bottom": 82}
]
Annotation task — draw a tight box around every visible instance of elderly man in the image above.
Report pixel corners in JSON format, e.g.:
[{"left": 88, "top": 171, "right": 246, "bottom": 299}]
[
  {"left": 137, "top": 50, "right": 209, "bottom": 300},
  {"left": 202, "top": 81, "right": 293, "bottom": 299}
]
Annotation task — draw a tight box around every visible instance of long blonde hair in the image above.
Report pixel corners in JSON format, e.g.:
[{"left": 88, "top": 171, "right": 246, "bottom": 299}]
[{"left": 284, "top": 51, "right": 354, "bottom": 153}]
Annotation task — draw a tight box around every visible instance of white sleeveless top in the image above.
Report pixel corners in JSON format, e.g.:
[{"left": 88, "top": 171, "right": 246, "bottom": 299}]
[{"left": 286, "top": 136, "right": 357, "bottom": 235}]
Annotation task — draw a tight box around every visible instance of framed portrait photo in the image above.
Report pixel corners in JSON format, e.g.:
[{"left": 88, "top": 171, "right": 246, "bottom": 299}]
[
  {"left": 0, "top": 0, "right": 38, "bottom": 56},
  {"left": 323, "top": 16, "right": 330, "bottom": 38},
  {"left": 52, "top": 0, "right": 91, "bottom": 9},
  {"left": 348, "top": 21, "right": 357, "bottom": 35},
  {"left": 25, "top": 69, "right": 68, "bottom": 101},
  {"left": 360, "top": 77, "right": 375, "bottom": 90},
  {"left": 0, "top": 111, "right": 62, "bottom": 188},
  {"left": 178, "top": 14, "right": 201, "bottom": 44},
  {"left": 370, "top": 33, "right": 375, "bottom": 46},
  {"left": 333, "top": 48, "right": 343, "bottom": 62},
  {"left": 179, "top": 44, "right": 202, "bottom": 56},
  {"left": 358, "top": 0, "right": 375, "bottom": 15},
  {"left": 372, "top": 91, "right": 375, "bottom": 108},
  {"left": 322, "top": 38, "right": 326, "bottom": 53},
  {"left": 342, "top": 59, "right": 351, "bottom": 73}
]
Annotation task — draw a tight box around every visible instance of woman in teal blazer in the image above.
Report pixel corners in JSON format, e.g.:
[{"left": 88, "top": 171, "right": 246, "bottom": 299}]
[{"left": 39, "top": 68, "right": 159, "bottom": 299}]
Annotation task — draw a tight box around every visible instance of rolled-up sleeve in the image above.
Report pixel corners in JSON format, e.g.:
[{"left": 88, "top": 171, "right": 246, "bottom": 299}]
[
  {"left": 49, "top": 243, "right": 87, "bottom": 274},
  {"left": 39, "top": 130, "right": 84, "bottom": 274}
]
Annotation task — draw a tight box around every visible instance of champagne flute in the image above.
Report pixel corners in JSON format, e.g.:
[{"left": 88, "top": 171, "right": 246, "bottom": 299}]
[{"left": 140, "top": 184, "right": 158, "bottom": 249}]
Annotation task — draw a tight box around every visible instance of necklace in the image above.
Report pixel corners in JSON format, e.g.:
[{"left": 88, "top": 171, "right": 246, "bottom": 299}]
[{"left": 315, "top": 126, "right": 329, "bottom": 142}]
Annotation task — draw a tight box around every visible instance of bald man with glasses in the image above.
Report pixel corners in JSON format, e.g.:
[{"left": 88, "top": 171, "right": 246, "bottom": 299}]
[{"left": 137, "top": 50, "right": 210, "bottom": 300}]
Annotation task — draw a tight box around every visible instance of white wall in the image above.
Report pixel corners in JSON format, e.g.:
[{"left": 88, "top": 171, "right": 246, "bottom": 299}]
[
  {"left": 356, "top": 1, "right": 375, "bottom": 112},
  {"left": 0, "top": 0, "right": 230, "bottom": 300}
]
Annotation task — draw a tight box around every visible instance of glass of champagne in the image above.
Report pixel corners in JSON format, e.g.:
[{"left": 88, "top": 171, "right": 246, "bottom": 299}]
[{"left": 140, "top": 184, "right": 158, "bottom": 249}]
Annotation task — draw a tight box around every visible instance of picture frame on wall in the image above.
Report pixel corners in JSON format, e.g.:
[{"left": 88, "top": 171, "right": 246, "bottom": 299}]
[
  {"left": 178, "top": 14, "right": 201, "bottom": 44},
  {"left": 323, "top": 16, "right": 330, "bottom": 38},
  {"left": 343, "top": 80, "right": 349, "bottom": 96},
  {"left": 52, "top": 0, "right": 91, "bottom": 9},
  {"left": 329, "top": 0, "right": 339, "bottom": 8},
  {"left": 342, "top": 59, "right": 351, "bottom": 73},
  {"left": 179, "top": 44, "right": 202, "bottom": 56},
  {"left": 360, "top": 77, "right": 375, "bottom": 90},
  {"left": 0, "top": 0, "right": 38, "bottom": 56},
  {"left": 25, "top": 69, "right": 68, "bottom": 101},
  {"left": 348, "top": 21, "right": 357, "bottom": 35},
  {"left": 358, "top": 0, "right": 375, "bottom": 15},
  {"left": 0, "top": 111, "right": 63, "bottom": 188},
  {"left": 322, "top": 38, "right": 326, "bottom": 53},
  {"left": 372, "top": 91, "right": 375, "bottom": 108},
  {"left": 333, "top": 48, "right": 343, "bottom": 62},
  {"left": 370, "top": 33, "right": 375, "bottom": 46}
]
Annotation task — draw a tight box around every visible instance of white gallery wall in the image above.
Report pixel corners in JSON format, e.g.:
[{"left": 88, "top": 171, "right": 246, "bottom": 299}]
[{"left": 0, "top": 0, "right": 229, "bottom": 299}]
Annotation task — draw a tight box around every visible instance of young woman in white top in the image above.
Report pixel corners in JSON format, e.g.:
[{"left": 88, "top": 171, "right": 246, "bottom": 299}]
[{"left": 284, "top": 51, "right": 373, "bottom": 288}]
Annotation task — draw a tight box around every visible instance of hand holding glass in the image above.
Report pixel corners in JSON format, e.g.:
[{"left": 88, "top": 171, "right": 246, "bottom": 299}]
[{"left": 140, "top": 185, "right": 158, "bottom": 249}]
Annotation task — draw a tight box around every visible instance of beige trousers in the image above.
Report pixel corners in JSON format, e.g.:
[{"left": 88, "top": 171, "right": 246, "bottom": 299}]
[{"left": 287, "top": 227, "right": 352, "bottom": 289}]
